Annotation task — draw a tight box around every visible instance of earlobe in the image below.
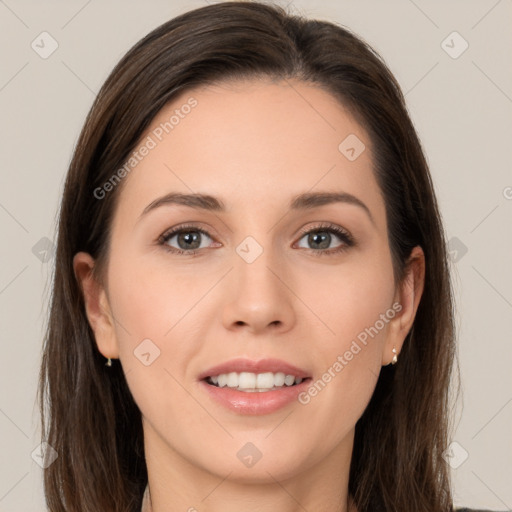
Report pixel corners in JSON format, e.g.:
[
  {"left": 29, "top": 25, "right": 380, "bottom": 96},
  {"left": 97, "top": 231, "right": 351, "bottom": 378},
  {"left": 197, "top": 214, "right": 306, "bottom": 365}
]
[
  {"left": 383, "top": 246, "right": 425, "bottom": 365},
  {"left": 72, "top": 252, "right": 119, "bottom": 359}
]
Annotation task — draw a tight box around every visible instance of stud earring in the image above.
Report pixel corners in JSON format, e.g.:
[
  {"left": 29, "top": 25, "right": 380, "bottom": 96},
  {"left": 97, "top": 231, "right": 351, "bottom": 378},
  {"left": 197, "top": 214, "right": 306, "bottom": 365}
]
[
  {"left": 391, "top": 347, "right": 398, "bottom": 365},
  {"left": 105, "top": 357, "right": 112, "bottom": 367}
]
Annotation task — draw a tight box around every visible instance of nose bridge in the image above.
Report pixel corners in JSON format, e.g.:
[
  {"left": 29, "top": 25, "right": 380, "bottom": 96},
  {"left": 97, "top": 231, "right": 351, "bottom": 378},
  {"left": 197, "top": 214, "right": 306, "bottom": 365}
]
[
  {"left": 235, "top": 234, "right": 284, "bottom": 301},
  {"left": 221, "top": 232, "right": 295, "bottom": 332}
]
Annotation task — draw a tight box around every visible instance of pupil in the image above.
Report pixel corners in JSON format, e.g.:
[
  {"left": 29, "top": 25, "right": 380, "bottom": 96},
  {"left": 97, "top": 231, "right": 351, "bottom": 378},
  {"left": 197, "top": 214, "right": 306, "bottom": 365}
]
[
  {"left": 309, "top": 232, "right": 330, "bottom": 249},
  {"left": 178, "top": 231, "right": 201, "bottom": 250}
]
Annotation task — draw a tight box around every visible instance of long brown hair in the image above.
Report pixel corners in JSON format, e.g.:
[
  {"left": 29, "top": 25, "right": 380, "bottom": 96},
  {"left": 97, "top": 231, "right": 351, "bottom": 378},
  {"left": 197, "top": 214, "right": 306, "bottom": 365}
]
[{"left": 38, "top": 2, "right": 458, "bottom": 510}]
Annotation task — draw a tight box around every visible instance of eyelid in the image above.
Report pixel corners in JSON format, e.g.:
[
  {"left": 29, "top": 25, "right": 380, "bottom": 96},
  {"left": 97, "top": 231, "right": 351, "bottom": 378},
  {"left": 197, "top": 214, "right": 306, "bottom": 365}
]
[
  {"left": 158, "top": 223, "right": 217, "bottom": 244},
  {"left": 295, "top": 222, "right": 354, "bottom": 244}
]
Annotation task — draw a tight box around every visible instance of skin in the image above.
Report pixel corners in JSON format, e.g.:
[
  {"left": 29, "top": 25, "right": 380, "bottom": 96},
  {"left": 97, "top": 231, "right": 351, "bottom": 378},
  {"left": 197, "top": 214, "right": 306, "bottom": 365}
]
[{"left": 74, "top": 78, "right": 425, "bottom": 512}]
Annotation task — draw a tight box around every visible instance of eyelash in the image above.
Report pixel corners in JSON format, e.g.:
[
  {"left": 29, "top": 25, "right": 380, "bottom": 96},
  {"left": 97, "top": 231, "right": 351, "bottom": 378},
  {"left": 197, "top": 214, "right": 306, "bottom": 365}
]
[{"left": 158, "top": 222, "right": 355, "bottom": 257}]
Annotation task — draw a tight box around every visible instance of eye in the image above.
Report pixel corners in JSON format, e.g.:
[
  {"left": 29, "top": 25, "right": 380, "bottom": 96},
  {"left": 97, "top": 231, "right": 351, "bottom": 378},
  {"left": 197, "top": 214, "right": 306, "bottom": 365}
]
[
  {"left": 158, "top": 222, "right": 355, "bottom": 257},
  {"left": 158, "top": 224, "right": 217, "bottom": 256},
  {"left": 295, "top": 223, "right": 355, "bottom": 256}
]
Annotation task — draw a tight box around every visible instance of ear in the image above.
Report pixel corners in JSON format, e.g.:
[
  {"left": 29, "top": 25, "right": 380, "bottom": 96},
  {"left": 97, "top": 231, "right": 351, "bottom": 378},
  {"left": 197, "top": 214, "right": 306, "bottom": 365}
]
[
  {"left": 382, "top": 245, "right": 425, "bottom": 365},
  {"left": 73, "top": 252, "right": 119, "bottom": 360}
]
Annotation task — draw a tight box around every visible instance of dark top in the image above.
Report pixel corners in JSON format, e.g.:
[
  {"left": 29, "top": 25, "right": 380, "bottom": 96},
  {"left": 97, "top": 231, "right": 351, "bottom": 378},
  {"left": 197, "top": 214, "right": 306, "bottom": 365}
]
[{"left": 456, "top": 509, "right": 510, "bottom": 512}]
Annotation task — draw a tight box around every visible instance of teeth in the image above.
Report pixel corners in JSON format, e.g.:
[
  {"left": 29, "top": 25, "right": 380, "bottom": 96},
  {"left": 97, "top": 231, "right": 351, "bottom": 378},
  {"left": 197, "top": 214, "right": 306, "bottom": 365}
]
[
  {"left": 284, "top": 374, "right": 295, "bottom": 386},
  {"left": 227, "top": 372, "right": 238, "bottom": 388},
  {"left": 207, "top": 371, "right": 304, "bottom": 391},
  {"left": 239, "top": 372, "right": 256, "bottom": 388}
]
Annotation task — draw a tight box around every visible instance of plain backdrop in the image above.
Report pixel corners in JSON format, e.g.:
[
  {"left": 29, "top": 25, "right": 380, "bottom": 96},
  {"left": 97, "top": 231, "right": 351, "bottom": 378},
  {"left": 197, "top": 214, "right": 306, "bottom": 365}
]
[{"left": 0, "top": 1, "right": 511, "bottom": 510}]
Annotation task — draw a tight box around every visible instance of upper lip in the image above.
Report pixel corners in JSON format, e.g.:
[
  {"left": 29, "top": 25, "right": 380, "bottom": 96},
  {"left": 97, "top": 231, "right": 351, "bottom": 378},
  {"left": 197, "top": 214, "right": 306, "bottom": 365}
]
[{"left": 198, "top": 358, "right": 311, "bottom": 380}]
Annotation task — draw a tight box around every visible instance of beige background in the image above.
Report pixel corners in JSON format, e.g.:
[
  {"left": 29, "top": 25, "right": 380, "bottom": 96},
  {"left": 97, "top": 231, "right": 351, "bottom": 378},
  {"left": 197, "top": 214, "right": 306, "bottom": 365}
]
[{"left": 0, "top": 0, "right": 511, "bottom": 510}]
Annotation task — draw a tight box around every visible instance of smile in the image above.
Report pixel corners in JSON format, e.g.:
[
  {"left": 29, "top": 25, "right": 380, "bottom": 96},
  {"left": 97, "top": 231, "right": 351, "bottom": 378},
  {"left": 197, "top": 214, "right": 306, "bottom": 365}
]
[{"left": 205, "top": 371, "right": 304, "bottom": 392}]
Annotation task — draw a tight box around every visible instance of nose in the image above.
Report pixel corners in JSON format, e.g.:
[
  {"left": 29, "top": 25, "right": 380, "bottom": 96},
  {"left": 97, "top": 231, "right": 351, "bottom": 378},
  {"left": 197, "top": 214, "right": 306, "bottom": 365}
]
[{"left": 221, "top": 244, "right": 296, "bottom": 335}]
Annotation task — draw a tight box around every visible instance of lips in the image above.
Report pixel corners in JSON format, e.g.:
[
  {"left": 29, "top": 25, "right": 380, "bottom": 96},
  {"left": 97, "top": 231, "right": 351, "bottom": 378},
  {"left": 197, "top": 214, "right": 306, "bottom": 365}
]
[
  {"left": 198, "top": 358, "right": 311, "bottom": 381},
  {"left": 198, "top": 358, "right": 312, "bottom": 415}
]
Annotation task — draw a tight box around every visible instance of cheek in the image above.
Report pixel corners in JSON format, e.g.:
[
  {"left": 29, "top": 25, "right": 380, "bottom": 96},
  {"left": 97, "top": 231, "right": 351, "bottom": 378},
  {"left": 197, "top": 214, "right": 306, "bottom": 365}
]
[
  {"left": 107, "top": 251, "right": 203, "bottom": 346},
  {"left": 294, "top": 249, "right": 395, "bottom": 428},
  {"left": 105, "top": 251, "right": 213, "bottom": 417},
  {"left": 106, "top": 255, "right": 208, "bottom": 440},
  {"left": 298, "top": 245, "right": 396, "bottom": 348}
]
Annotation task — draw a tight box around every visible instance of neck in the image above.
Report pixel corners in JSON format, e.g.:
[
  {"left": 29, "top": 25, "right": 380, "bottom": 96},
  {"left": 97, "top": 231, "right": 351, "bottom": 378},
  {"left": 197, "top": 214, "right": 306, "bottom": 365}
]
[{"left": 141, "top": 482, "right": 357, "bottom": 512}]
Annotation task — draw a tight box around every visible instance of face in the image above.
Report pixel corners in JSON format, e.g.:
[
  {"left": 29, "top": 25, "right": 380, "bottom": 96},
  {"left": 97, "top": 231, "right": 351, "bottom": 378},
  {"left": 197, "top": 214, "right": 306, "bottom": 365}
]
[{"left": 75, "top": 78, "right": 423, "bottom": 486}]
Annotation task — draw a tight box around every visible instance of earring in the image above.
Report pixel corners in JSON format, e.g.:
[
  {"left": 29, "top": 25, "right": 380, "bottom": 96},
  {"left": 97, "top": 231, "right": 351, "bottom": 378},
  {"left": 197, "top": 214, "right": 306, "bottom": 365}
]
[
  {"left": 105, "top": 357, "right": 112, "bottom": 367},
  {"left": 391, "top": 347, "right": 398, "bottom": 365}
]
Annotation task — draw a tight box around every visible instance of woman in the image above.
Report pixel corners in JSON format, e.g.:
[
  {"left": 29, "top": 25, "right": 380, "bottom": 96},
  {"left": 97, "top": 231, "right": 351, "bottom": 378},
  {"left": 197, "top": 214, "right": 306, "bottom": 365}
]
[{"left": 38, "top": 2, "right": 503, "bottom": 511}]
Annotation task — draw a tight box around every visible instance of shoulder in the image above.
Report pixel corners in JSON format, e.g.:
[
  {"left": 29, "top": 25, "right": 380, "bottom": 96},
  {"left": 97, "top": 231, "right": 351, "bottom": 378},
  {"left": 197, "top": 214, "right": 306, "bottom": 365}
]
[{"left": 455, "top": 508, "right": 512, "bottom": 512}]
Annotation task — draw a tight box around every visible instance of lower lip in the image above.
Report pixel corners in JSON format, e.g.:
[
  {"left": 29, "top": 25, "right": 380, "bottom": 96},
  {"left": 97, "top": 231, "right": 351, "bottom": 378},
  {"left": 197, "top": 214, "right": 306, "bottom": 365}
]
[{"left": 199, "top": 378, "right": 311, "bottom": 415}]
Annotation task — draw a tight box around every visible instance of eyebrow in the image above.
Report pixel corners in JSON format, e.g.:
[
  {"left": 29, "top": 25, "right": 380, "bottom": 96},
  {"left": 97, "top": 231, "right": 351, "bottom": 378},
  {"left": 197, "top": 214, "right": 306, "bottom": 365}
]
[{"left": 138, "top": 191, "right": 374, "bottom": 224}]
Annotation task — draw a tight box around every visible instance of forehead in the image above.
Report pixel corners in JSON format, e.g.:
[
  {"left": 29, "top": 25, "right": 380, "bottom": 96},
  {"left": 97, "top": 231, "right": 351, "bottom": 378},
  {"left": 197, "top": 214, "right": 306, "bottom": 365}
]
[{"left": 112, "top": 78, "right": 384, "bottom": 224}]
